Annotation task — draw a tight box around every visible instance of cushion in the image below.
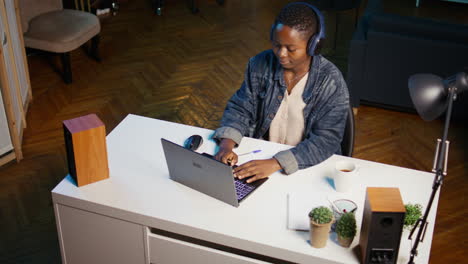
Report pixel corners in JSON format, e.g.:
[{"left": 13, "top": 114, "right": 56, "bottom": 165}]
[
  {"left": 19, "top": 0, "right": 63, "bottom": 33},
  {"left": 23, "top": 9, "right": 100, "bottom": 53}
]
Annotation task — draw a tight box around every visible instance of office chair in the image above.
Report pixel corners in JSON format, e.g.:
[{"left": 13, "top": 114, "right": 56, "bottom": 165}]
[
  {"left": 19, "top": 0, "right": 101, "bottom": 84},
  {"left": 340, "top": 104, "right": 355, "bottom": 157}
]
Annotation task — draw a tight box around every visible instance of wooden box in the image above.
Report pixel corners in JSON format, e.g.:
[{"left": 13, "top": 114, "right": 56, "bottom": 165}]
[{"left": 63, "top": 114, "right": 109, "bottom": 187}]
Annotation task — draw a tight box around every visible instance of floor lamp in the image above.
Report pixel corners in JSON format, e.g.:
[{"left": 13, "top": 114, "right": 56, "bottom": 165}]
[{"left": 407, "top": 71, "right": 468, "bottom": 264}]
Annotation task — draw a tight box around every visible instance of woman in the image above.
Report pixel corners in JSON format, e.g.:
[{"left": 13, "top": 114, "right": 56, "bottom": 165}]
[{"left": 213, "top": 2, "right": 349, "bottom": 183}]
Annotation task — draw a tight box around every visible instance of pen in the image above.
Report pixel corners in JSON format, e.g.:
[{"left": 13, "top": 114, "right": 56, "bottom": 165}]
[
  {"left": 237, "top": 150, "right": 262, "bottom": 156},
  {"left": 327, "top": 197, "right": 341, "bottom": 213}
]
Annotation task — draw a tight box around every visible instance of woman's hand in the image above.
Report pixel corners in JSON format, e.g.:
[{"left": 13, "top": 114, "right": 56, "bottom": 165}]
[
  {"left": 214, "top": 138, "right": 238, "bottom": 166},
  {"left": 233, "top": 158, "right": 282, "bottom": 183}
]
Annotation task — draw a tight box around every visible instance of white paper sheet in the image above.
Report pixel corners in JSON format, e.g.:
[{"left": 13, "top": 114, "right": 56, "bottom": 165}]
[{"left": 287, "top": 192, "right": 345, "bottom": 231}]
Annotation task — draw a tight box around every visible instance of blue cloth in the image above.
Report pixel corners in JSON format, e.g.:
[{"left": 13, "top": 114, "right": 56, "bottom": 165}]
[{"left": 213, "top": 50, "right": 349, "bottom": 174}]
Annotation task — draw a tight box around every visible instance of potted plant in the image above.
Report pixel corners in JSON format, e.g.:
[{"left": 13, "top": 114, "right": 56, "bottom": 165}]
[
  {"left": 335, "top": 212, "right": 357, "bottom": 247},
  {"left": 404, "top": 203, "right": 423, "bottom": 230},
  {"left": 309, "top": 206, "right": 334, "bottom": 248}
]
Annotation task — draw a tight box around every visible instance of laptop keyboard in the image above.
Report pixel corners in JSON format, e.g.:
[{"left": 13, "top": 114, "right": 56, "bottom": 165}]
[
  {"left": 200, "top": 152, "right": 260, "bottom": 201},
  {"left": 235, "top": 178, "right": 256, "bottom": 201}
]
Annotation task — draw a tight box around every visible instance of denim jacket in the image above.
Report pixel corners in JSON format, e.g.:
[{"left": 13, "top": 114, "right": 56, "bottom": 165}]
[{"left": 213, "top": 50, "right": 349, "bottom": 174}]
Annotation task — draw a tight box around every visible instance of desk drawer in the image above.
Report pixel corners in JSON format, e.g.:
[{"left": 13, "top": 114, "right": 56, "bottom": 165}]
[
  {"left": 148, "top": 231, "right": 269, "bottom": 264},
  {"left": 55, "top": 204, "right": 146, "bottom": 264}
]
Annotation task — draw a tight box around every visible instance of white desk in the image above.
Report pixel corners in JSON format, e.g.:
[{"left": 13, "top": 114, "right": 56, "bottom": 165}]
[{"left": 52, "top": 114, "right": 439, "bottom": 264}]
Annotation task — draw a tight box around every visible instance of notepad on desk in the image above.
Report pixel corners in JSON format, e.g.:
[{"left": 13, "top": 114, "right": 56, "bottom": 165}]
[{"left": 287, "top": 192, "right": 341, "bottom": 231}]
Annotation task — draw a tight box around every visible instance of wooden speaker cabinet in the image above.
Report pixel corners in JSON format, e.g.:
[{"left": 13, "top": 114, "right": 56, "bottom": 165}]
[
  {"left": 359, "top": 187, "right": 405, "bottom": 264},
  {"left": 63, "top": 114, "right": 109, "bottom": 187}
]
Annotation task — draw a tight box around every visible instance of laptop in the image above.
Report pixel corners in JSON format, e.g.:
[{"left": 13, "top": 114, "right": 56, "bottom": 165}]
[{"left": 161, "top": 138, "right": 268, "bottom": 207}]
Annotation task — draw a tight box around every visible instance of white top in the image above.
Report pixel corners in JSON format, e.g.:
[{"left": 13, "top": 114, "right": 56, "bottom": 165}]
[
  {"left": 52, "top": 114, "right": 438, "bottom": 264},
  {"left": 269, "top": 73, "right": 308, "bottom": 146}
]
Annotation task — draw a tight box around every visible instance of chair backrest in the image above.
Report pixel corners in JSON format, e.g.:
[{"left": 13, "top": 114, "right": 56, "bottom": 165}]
[
  {"left": 74, "top": 0, "right": 92, "bottom": 13},
  {"left": 341, "top": 104, "right": 355, "bottom": 157},
  {"left": 18, "top": 0, "right": 63, "bottom": 33},
  {"left": 313, "top": 0, "right": 362, "bottom": 11}
]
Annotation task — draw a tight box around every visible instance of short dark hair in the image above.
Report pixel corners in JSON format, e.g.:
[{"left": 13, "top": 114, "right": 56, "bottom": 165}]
[{"left": 274, "top": 2, "right": 318, "bottom": 40}]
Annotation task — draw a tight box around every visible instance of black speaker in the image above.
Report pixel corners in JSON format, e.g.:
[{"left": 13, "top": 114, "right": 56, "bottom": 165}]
[{"left": 359, "top": 187, "right": 405, "bottom": 264}]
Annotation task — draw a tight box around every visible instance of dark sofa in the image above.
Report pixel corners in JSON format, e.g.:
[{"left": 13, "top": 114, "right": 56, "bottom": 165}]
[{"left": 346, "top": 0, "right": 468, "bottom": 119}]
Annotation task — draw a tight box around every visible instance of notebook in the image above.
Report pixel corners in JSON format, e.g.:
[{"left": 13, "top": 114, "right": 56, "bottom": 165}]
[
  {"left": 287, "top": 192, "right": 328, "bottom": 231},
  {"left": 161, "top": 138, "right": 268, "bottom": 207}
]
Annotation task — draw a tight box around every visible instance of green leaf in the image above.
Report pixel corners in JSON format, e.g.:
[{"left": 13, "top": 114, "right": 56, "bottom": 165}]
[
  {"left": 336, "top": 212, "right": 357, "bottom": 238},
  {"left": 309, "top": 206, "right": 333, "bottom": 224}
]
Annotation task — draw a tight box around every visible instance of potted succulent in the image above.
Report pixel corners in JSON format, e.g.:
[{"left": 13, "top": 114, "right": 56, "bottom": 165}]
[
  {"left": 335, "top": 212, "right": 357, "bottom": 247},
  {"left": 309, "top": 206, "right": 334, "bottom": 248},
  {"left": 404, "top": 203, "right": 423, "bottom": 230}
]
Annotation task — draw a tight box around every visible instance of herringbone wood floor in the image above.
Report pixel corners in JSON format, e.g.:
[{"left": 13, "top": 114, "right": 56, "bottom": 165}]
[{"left": 1, "top": 0, "right": 467, "bottom": 263}]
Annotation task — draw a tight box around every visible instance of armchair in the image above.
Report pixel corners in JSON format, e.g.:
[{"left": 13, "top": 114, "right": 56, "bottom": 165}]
[
  {"left": 19, "top": 0, "right": 101, "bottom": 84},
  {"left": 347, "top": 0, "right": 468, "bottom": 119}
]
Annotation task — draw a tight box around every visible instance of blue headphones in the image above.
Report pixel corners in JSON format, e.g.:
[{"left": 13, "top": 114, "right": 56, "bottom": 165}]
[{"left": 270, "top": 2, "right": 325, "bottom": 56}]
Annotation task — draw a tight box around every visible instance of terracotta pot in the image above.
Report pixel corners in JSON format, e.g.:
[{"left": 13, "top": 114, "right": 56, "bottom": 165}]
[
  {"left": 337, "top": 235, "right": 354, "bottom": 248},
  {"left": 310, "top": 217, "right": 334, "bottom": 248}
]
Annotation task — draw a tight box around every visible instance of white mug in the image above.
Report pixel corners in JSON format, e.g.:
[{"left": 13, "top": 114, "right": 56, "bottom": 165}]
[{"left": 334, "top": 160, "right": 358, "bottom": 192}]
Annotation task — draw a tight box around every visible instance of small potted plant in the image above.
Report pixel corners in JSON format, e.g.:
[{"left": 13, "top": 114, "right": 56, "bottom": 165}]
[
  {"left": 309, "top": 206, "right": 334, "bottom": 248},
  {"left": 335, "top": 212, "right": 357, "bottom": 247},
  {"left": 404, "top": 203, "right": 423, "bottom": 230}
]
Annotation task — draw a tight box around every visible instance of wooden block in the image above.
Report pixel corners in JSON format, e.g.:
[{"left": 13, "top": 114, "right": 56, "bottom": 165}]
[{"left": 63, "top": 114, "right": 109, "bottom": 187}]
